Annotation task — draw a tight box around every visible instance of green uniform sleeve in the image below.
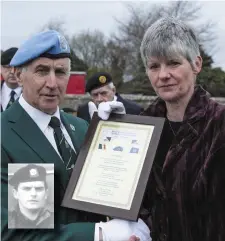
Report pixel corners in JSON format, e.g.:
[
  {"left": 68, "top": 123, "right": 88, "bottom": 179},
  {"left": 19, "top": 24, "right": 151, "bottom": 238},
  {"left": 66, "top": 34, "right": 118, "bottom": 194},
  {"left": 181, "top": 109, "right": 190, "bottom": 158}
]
[{"left": 1, "top": 148, "right": 96, "bottom": 241}]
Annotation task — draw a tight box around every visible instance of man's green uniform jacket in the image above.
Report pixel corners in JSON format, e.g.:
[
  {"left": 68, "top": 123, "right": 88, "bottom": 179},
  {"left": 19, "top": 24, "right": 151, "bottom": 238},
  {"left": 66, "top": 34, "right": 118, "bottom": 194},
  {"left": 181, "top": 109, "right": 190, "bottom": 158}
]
[{"left": 1, "top": 102, "right": 105, "bottom": 241}]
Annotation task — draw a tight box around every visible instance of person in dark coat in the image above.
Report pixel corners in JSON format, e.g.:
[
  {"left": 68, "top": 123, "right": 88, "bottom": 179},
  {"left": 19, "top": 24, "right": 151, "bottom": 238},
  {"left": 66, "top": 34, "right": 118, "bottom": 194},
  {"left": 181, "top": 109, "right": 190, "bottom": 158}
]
[
  {"left": 77, "top": 72, "right": 143, "bottom": 122},
  {"left": 1, "top": 47, "right": 22, "bottom": 111},
  {"left": 96, "top": 17, "right": 225, "bottom": 241}
]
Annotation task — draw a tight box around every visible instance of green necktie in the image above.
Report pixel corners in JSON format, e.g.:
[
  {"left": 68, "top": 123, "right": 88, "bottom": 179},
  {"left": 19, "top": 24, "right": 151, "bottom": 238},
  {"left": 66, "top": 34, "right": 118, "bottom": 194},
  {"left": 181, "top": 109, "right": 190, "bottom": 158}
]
[
  {"left": 49, "top": 116, "right": 77, "bottom": 173},
  {"left": 6, "top": 90, "right": 16, "bottom": 109}
]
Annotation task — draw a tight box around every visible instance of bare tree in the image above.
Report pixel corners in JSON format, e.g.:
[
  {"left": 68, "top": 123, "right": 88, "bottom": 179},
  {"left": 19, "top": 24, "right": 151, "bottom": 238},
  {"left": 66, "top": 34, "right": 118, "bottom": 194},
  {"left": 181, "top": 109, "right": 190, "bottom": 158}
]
[
  {"left": 70, "top": 30, "right": 130, "bottom": 86},
  {"left": 105, "top": 39, "right": 130, "bottom": 87},
  {"left": 37, "top": 2, "right": 220, "bottom": 93},
  {"left": 39, "top": 17, "right": 69, "bottom": 39},
  {"left": 70, "top": 30, "right": 108, "bottom": 69}
]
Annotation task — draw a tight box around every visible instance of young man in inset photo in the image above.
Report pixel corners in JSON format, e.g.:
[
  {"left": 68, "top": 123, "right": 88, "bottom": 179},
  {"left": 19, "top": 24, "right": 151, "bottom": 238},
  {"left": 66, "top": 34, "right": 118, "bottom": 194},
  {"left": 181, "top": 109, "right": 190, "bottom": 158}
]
[{"left": 8, "top": 164, "right": 54, "bottom": 229}]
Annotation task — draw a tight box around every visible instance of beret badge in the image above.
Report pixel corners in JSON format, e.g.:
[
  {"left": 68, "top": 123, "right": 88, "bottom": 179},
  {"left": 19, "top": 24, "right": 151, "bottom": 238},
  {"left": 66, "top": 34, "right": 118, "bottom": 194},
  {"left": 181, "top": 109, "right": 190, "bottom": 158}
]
[
  {"left": 99, "top": 75, "right": 107, "bottom": 84},
  {"left": 30, "top": 168, "right": 39, "bottom": 177},
  {"left": 58, "top": 34, "right": 68, "bottom": 51}
]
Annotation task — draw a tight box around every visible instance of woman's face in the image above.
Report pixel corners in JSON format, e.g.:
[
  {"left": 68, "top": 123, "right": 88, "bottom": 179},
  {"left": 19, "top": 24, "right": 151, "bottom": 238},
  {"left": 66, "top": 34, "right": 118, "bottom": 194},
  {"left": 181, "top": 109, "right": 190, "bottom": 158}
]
[{"left": 146, "top": 55, "right": 202, "bottom": 102}]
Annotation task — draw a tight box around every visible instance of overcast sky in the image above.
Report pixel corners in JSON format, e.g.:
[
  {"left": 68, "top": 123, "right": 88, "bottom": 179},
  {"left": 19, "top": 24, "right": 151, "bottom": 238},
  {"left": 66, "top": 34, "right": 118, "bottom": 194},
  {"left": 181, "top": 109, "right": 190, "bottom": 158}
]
[{"left": 1, "top": 1, "right": 225, "bottom": 70}]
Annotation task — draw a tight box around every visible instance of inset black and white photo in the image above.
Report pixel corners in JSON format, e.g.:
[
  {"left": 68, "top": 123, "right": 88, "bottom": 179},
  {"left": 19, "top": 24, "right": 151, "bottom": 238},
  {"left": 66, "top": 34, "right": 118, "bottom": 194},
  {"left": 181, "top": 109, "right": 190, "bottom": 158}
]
[{"left": 8, "top": 163, "right": 54, "bottom": 229}]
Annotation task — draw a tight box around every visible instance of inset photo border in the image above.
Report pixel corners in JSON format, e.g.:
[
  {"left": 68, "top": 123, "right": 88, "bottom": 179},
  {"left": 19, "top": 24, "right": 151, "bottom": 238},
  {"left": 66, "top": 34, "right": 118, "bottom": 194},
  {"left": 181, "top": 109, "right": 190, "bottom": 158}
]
[{"left": 8, "top": 163, "right": 54, "bottom": 229}]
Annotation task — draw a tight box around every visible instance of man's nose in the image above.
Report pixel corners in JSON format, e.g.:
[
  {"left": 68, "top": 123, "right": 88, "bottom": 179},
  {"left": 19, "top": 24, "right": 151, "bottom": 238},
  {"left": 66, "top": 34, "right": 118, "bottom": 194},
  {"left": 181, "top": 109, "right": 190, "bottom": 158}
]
[
  {"left": 46, "top": 71, "right": 57, "bottom": 88},
  {"left": 96, "top": 93, "right": 103, "bottom": 102},
  {"left": 9, "top": 67, "right": 14, "bottom": 74},
  {"left": 9, "top": 67, "right": 15, "bottom": 74},
  {"left": 30, "top": 187, "right": 37, "bottom": 196}
]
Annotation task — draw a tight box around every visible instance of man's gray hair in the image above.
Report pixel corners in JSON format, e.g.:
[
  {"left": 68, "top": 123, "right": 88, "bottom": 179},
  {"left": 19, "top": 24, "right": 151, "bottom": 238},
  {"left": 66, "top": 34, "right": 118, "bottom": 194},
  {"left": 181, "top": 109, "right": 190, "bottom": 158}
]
[
  {"left": 108, "top": 82, "right": 115, "bottom": 90},
  {"left": 140, "top": 17, "right": 200, "bottom": 68},
  {"left": 21, "top": 64, "right": 28, "bottom": 73}
]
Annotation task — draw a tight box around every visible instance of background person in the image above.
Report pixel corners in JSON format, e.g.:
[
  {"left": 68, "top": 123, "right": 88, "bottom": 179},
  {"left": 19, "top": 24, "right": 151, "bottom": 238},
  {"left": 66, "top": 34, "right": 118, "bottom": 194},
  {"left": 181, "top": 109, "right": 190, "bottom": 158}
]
[
  {"left": 1, "top": 47, "right": 22, "bottom": 111},
  {"left": 77, "top": 72, "right": 143, "bottom": 122}
]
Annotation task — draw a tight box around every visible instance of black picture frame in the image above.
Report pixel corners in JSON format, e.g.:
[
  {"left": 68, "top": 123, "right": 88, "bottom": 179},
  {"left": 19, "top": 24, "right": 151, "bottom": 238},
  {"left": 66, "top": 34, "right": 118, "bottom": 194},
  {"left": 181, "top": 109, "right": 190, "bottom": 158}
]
[{"left": 61, "top": 113, "right": 165, "bottom": 221}]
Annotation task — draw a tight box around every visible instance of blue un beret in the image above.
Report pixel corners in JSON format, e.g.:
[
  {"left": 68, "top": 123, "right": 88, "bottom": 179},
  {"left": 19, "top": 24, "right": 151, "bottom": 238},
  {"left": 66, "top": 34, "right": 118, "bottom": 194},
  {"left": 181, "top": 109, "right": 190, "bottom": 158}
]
[
  {"left": 9, "top": 164, "right": 47, "bottom": 187},
  {"left": 10, "top": 30, "right": 71, "bottom": 67}
]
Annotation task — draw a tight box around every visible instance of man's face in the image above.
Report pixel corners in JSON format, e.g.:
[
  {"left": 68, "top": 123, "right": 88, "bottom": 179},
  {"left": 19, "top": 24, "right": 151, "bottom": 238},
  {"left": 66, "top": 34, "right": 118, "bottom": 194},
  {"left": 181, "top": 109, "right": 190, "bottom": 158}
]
[
  {"left": 1, "top": 65, "right": 18, "bottom": 88},
  {"left": 17, "top": 57, "right": 70, "bottom": 115},
  {"left": 90, "top": 84, "right": 115, "bottom": 107},
  {"left": 13, "top": 181, "right": 47, "bottom": 210}
]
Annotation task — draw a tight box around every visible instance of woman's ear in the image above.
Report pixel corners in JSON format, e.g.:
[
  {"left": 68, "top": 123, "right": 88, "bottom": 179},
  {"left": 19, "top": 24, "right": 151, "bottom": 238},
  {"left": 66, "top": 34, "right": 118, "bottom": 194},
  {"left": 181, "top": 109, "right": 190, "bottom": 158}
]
[{"left": 193, "top": 56, "right": 202, "bottom": 75}]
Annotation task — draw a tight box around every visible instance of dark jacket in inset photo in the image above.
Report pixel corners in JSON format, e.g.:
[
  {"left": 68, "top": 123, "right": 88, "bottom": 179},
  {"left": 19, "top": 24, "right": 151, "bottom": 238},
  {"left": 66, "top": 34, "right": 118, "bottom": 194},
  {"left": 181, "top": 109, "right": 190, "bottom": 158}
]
[{"left": 8, "top": 205, "right": 54, "bottom": 229}]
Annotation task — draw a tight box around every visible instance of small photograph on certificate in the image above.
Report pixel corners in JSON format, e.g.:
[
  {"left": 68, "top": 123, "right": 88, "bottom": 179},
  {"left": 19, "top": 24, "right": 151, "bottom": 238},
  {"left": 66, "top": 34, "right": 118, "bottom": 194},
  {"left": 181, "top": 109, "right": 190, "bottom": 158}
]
[
  {"left": 8, "top": 163, "right": 54, "bottom": 229},
  {"left": 72, "top": 121, "right": 154, "bottom": 210}
]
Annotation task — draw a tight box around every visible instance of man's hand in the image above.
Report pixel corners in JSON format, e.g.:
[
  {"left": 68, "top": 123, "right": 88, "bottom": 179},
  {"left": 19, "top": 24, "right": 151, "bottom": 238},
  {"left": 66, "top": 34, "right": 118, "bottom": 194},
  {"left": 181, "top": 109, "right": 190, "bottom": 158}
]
[
  {"left": 98, "top": 101, "right": 126, "bottom": 120},
  {"left": 88, "top": 101, "right": 98, "bottom": 119},
  {"left": 88, "top": 101, "right": 126, "bottom": 120},
  {"left": 95, "top": 218, "right": 151, "bottom": 241},
  {"left": 129, "top": 235, "right": 140, "bottom": 241}
]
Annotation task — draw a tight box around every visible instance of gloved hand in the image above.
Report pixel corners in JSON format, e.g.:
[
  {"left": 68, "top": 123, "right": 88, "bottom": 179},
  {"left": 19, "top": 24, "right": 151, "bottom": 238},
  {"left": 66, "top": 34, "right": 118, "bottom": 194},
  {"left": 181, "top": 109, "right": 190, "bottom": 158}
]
[
  {"left": 98, "top": 101, "right": 126, "bottom": 120},
  {"left": 88, "top": 101, "right": 98, "bottom": 119},
  {"left": 94, "top": 218, "right": 151, "bottom": 241}
]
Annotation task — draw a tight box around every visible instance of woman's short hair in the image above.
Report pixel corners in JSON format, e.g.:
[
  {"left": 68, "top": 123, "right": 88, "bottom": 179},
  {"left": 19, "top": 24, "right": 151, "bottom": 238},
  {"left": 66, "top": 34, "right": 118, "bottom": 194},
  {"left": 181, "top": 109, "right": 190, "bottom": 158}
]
[{"left": 140, "top": 17, "right": 200, "bottom": 68}]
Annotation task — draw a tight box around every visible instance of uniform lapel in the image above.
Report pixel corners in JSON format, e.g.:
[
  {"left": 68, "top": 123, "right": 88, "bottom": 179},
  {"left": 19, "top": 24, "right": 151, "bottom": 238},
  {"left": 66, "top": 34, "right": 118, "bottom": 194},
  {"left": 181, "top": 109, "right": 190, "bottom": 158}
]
[
  {"left": 60, "top": 113, "right": 81, "bottom": 157},
  {"left": 7, "top": 102, "right": 69, "bottom": 189}
]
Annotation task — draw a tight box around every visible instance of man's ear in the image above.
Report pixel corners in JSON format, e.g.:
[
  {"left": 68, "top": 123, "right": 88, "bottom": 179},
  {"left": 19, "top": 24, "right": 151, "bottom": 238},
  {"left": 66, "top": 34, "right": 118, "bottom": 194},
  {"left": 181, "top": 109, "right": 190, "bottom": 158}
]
[
  {"left": 193, "top": 56, "right": 202, "bottom": 75},
  {"left": 12, "top": 188, "right": 18, "bottom": 200},
  {"left": 15, "top": 67, "right": 23, "bottom": 87},
  {"left": 45, "top": 189, "right": 49, "bottom": 200}
]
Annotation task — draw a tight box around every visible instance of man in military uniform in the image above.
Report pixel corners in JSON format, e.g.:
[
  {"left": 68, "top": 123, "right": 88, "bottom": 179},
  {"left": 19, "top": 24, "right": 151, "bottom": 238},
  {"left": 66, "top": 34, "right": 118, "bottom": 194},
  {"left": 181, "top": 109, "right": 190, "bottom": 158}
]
[
  {"left": 8, "top": 164, "right": 54, "bottom": 229},
  {"left": 1, "top": 47, "right": 22, "bottom": 111},
  {"left": 77, "top": 72, "right": 143, "bottom": 122},
  {"left": 1, "top": 30, "right": 150, "bottom": 241}
]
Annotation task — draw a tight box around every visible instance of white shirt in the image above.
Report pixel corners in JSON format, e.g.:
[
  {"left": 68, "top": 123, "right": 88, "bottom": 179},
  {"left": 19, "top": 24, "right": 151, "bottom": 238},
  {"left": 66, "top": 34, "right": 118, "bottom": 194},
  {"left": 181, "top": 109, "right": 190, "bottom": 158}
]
[
  {"left": 1, "top": 82, "right": 22, "bottom": 111},
  {"left": 19, "top": 95, "right": 76, "bottom": 159}
]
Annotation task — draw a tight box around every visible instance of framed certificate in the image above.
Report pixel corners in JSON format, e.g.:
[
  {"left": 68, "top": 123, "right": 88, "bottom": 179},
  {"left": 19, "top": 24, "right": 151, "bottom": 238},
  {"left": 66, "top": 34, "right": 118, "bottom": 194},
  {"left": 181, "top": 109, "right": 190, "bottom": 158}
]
[{"left": 61, "top": 113, "right": 165, "bottom": 221}]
